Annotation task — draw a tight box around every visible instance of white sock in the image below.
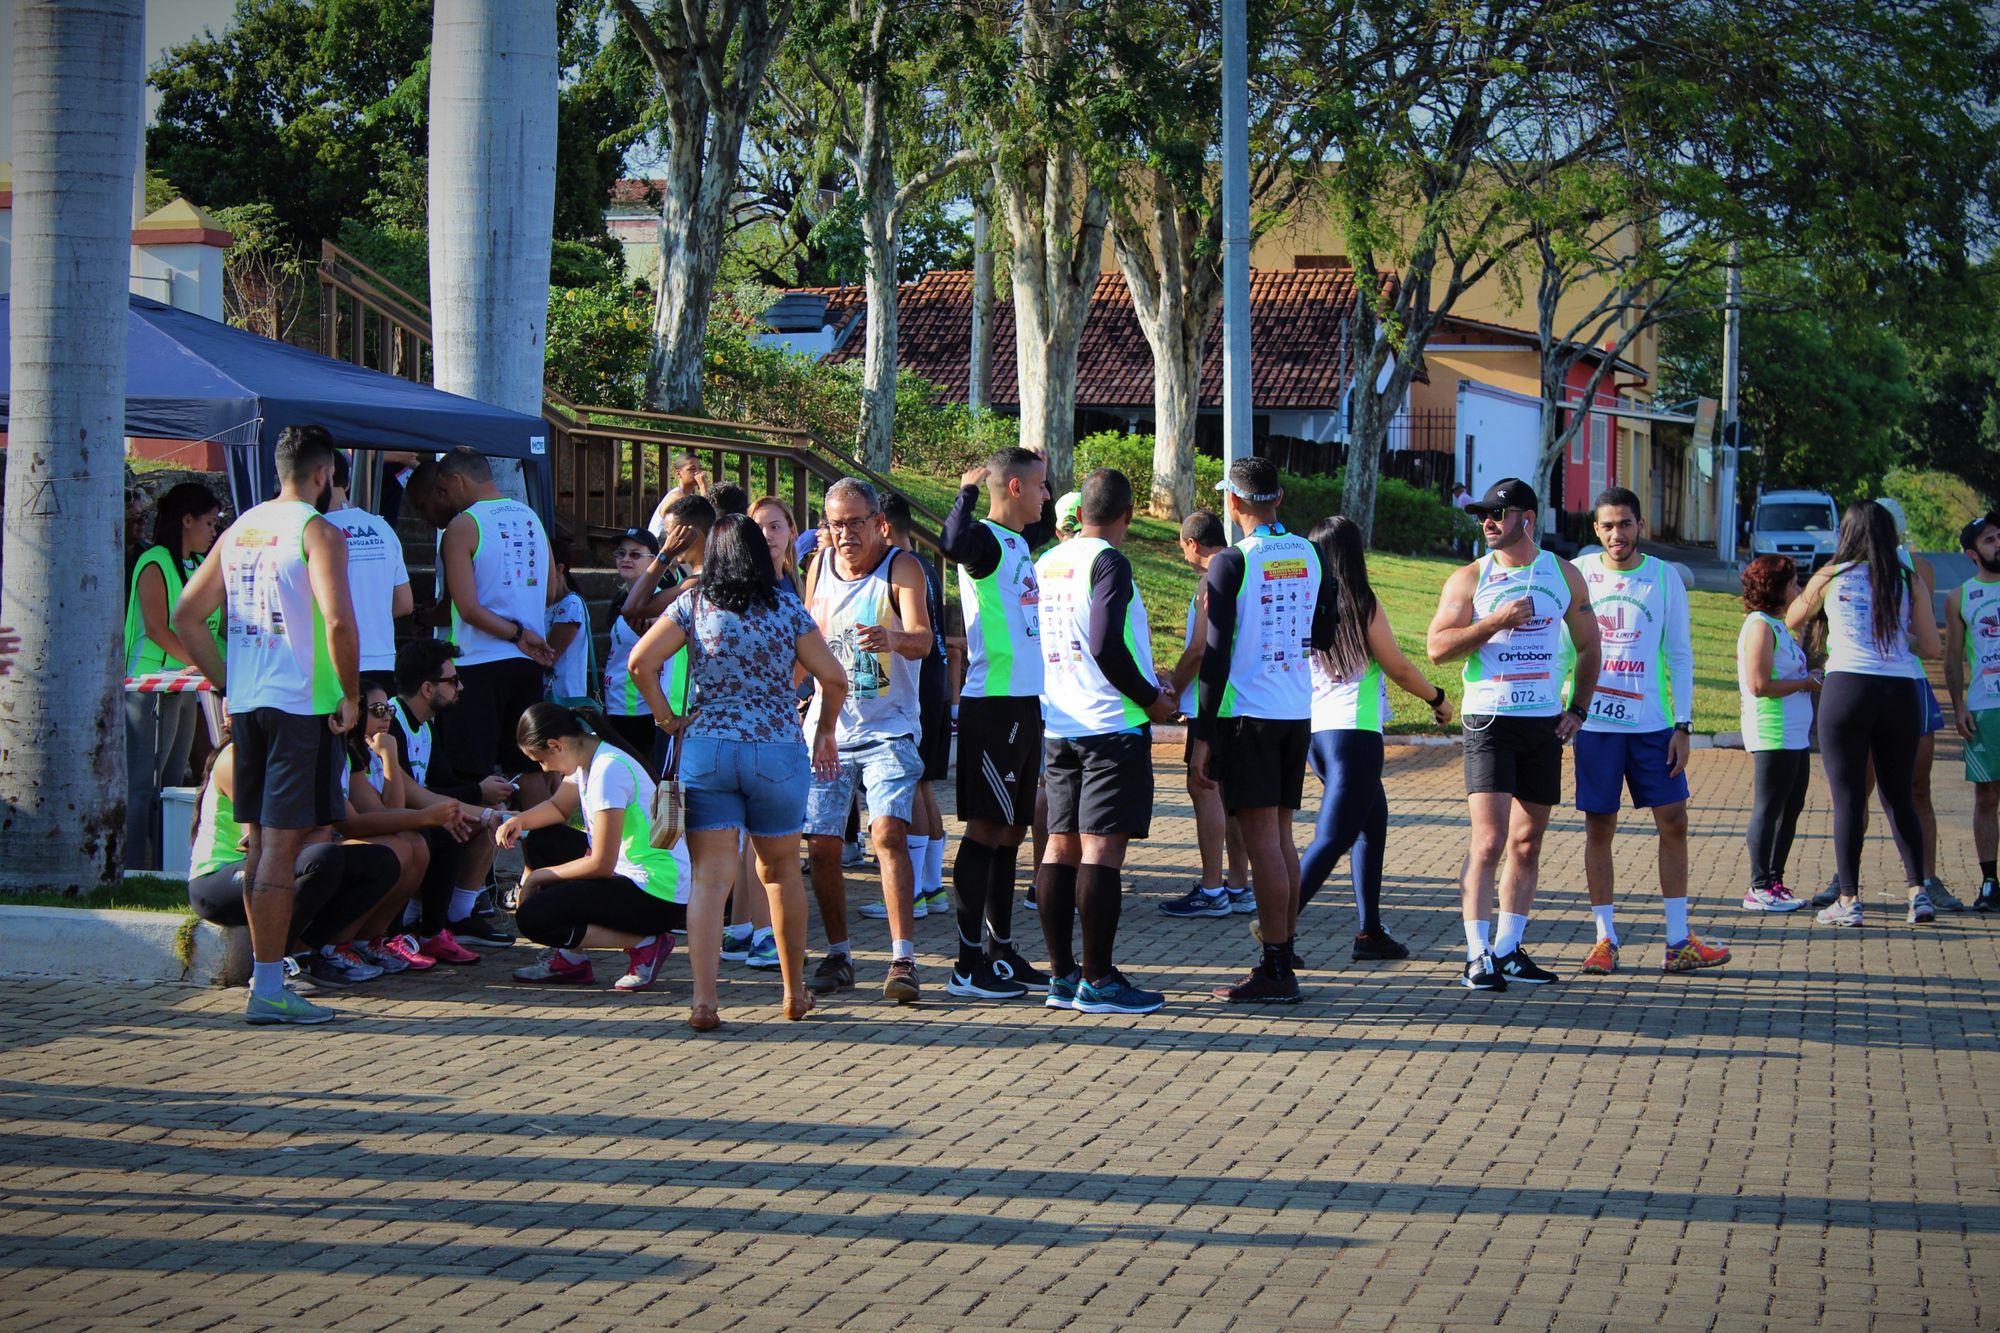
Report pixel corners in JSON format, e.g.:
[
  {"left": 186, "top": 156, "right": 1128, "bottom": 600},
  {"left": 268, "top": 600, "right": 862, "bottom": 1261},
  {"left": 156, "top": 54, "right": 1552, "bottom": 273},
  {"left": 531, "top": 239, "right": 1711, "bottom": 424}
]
[
  {"left": 1592, "top": 904, "right": 1618, "bottom": 946},
  {"left": 907, "top": 835, "right": 929, "bottom": 883},
  {"left": 448, "top": 887, "right": 481, "bottom": 920},
  {"left": 828, "top": 939, "right": 851, "bottom": 958},
  {"left": 631, "top": 935, "right": 657, "bottom": 951},
  {"left": 401, "top": 900, "right": 421, "bottom": 928},
  {"left": 1494, "top": 911, "right": 1528, "bottom": 958},
  {"left": 891, "top": 938, "right": 915, "bottom": 961},
  {"left": 1464, "top": 919, "right": 1492, "bottom": 962},
  {"left": 557, "top": 948, "right": 587, "bottom": 964},
  {"left": 1201, "top": 885, "right": 1227, "bottom": 899},
  {"left": 925, "top": 835, "right": 946, "bottom": 892},
  {"left": 1664, "top": 897, "right": 1690, "bottom": 945}
]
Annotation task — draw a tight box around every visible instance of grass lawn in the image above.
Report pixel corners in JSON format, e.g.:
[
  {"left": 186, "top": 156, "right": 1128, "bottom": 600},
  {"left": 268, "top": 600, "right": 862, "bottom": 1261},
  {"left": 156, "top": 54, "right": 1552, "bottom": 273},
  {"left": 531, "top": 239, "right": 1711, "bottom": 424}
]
[
  {"left": 902, "top": 466, "right": 1747, "bottom": 733},
  {"left": 2, "top": 874, "right": 192, "bottom": 913}
]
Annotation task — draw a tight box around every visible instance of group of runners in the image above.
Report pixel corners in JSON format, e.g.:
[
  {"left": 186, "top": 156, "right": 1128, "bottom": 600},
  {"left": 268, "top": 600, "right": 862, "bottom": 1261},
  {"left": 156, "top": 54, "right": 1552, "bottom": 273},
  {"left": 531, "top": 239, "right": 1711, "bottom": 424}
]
[{"left": 129, "top": 421, "right": 2000, "bottom": 1028}]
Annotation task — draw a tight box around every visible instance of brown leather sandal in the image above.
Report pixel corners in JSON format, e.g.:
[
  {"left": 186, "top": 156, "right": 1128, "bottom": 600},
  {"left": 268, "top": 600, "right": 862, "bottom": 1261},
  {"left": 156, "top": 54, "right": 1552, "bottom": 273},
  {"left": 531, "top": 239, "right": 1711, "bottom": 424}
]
[{"left": 688, "top": 1004, "right": 721, "bottom": 1032}]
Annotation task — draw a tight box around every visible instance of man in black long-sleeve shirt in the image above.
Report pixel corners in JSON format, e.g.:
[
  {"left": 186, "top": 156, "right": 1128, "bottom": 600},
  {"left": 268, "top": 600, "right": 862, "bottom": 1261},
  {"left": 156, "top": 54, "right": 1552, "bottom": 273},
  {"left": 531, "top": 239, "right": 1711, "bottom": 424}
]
[
  {"left": 1029, "top": 468, "right": 1179, "bottom": 1013},
  {"left": 1189, "top": 457, "right": 1338, "bottom": 1004},
  {"left": 938, "top": 448, "right": 1056, "bottom": 990}
]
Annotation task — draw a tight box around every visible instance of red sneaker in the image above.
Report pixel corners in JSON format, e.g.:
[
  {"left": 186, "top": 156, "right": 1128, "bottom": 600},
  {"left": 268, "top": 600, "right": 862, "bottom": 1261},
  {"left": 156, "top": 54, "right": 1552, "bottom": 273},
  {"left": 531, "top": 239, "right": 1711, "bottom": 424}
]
[
  {"left": 511, "top": 951, "right": 595, "bottom": 985},
  {"left": 376, "top": 934, "right": 436, "bottom": 971},
  {"left": 615, "top": 934, "right": 675, "bottom": 992},
  {"left": 419, "top": 928, "right": 480, "bottom": 965}
]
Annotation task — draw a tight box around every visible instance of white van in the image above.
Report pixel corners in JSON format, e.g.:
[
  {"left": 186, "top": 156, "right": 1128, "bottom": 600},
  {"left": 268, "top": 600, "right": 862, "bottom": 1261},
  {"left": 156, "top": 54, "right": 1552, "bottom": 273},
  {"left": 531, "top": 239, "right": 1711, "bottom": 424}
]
[{"left": 1750, "top": 489, "right": 1839, "bottom": 579}]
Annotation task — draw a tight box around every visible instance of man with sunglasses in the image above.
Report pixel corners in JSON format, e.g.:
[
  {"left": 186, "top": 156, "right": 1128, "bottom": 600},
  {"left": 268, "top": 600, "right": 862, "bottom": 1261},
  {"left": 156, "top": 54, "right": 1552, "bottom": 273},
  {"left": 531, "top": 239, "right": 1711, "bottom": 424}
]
[
  {"left": 1427, "top": 479, "right": 1600, "bottom": 991},
  {"left": 382, "top": 638, "right": 510, "bottom": 963}
]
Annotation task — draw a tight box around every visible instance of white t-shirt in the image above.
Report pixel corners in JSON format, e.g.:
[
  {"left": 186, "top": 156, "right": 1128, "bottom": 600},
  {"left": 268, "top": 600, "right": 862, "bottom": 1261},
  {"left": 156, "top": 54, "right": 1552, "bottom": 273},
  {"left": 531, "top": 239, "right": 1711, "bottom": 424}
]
[
  {"left": 331, "top": 506, "right": 409, "bottom": 673},
  {"left": 546, "top": 590, "right": 589, "bottom": 700}
]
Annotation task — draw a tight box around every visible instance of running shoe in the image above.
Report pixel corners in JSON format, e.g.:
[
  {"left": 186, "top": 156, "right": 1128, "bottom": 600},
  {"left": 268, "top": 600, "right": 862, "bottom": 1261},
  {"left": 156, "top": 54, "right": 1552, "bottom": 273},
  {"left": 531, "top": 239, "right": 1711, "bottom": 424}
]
[
  {"left": 511, "top": 951, "right": 595, "bottom": 985},
  {"left": 946, "top": 957, "right": 1028, "bottom": 999},
  {"left": 861, "top": 896, "right": 927, "bottom": 920},
  {"left": 447, "top": 914, "right": 515, "bottom": 948},
  {"left": 989, "top": 946, "right": 1047, "bottom": 992},
  {"left": 309, "top": 945, "right": 384, "bottom": 986},
  {"left": 1045, "top": 970, "right": 1081, "bottom": 1011},
  {"left": 419, "top": 928, "right": 480, "bottom": 965},
  {"left": 808, "top": 952, "right": 855, "bottom": 994},
  {"left": 1351, "top": 929, "right": 1409, "bottom": 962},
  {"left": 1073, "top": 970, "right": 1165, "bottom": 1015},
  {"left": 1580, "top": 939, "right": 1620, "bottom": 974},
  {"left": 1809, "top": 876, "right": 1842, "bottom": 910},
  {"left": 1769, "top": 882, "right": 1805, "bottom": 912},
  {"left": 883, "top": 958, "right": 921, "bottom": 1004},
  {"left": 1815, "top": 899, "right": 1863, "bottom": 927},
  {"left": 1924, "top": 877, "right": 1966, "bottom": 912},
  {"left": 348, "top": 938, "right": 409, "bottom": 974},
  {"left": 842, "top": 839, "right": 868, "bottom": 867},
  {"left": 1906, "top": 891, "right": 1937, "bottom": 925},
  {"left": 244, "top": 990, "right": 336, "bottom": 1025},
  {"left": 1741, "top": 887, "right": 1790, "bottom": 912},
  {"left": 1214, "top": 963, "right": 1302, "bottom": 1004},
  {"left": 1493, "top": 947, "right": 1558, "bottom": 985},
  {"left": 375, "top": 934, "right": 436, "bottom": 971},
  {"left": 1661, "top": 936, "right": 1731, "bottom": 972},
  {"left": 1024, "top": 885, "right": 1038, "bottom": 911},
  {"left": 745, "top": 933, "right": 780, "bottom": 969},
  {"left": 1462, "top": 952, "right": 1506, "bottom": 991},
  {"left": 614, "top": 934, "right": 675, "bottom": 991},
  {"left": 1227, "top": 886, "right": 1257, "bottom": 914},
  {"left": 919, "top": 887, "right": 951, "bottom": 915},
  {"left": 1159, "top": 884, "right": 1232, "bottom": 918},
  {"left": 1246, "top": 919, "right": 1306, "bottom": 969},
  {"left": 1975, "top": 878, "right": 2000, "bottom": 913},
  {"left": 720, "top": 925, "right": 754, "bottom": 962}
]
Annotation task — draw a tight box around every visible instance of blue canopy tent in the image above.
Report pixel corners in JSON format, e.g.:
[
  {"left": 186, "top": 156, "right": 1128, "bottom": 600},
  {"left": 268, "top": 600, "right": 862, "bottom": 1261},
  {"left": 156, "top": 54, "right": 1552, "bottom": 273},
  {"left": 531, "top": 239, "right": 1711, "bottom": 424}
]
[{"left": 0, "top": 293, "right": 554, "bottom": 521}]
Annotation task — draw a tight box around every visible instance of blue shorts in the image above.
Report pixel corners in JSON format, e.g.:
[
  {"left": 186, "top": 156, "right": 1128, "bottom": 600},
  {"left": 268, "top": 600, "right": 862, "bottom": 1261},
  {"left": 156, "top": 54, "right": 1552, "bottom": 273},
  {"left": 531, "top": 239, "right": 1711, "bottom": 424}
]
[
  {"left": 1574, "top": 727, "right": 1690, "bottom": 814},
  {"left": 804, "top": 734, "right": 922, "bottom": 836},
  {"left": 681, "top": 736, "right": 812, "bottom": 839},
  {"left": 1921, "top": 680, "right": 1945, "bottom": 736}
]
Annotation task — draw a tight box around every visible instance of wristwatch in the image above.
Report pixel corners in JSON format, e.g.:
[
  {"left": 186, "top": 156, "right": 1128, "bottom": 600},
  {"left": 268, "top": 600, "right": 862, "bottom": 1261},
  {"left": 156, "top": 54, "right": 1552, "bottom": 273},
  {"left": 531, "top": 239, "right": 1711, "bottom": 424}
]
[
  {"left": 507, "top": 620, "right": 525, "bottom": 644},
  {"left": 1673, "top": 722, "right": 1693, "bottom": 734},
  {"left": 1565, "top": 704, "right": 1588, "bottom": 722}
]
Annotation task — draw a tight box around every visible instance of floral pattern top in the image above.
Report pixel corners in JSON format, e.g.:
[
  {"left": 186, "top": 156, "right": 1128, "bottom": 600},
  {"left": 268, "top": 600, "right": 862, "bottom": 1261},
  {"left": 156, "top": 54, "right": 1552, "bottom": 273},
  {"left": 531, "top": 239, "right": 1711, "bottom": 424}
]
[{"left": 666, "top": 585, "right": 818, "bottom": 744}]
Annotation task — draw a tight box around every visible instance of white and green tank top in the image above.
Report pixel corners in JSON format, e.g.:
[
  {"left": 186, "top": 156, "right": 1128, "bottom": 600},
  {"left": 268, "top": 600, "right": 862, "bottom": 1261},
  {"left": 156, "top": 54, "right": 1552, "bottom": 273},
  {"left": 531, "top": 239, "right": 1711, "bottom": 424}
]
[
  {"left": 1736, "top": 612, "right": 1812, "bottom": 751},
  {"left": 604, "top": 610, "right": 688, "bottom": 717},
  {"left": 1035, "top": 536, "right": 1156, "bottom": 738},
  {"left": 218, "top": 499, "right": 342, "bottom": 715},
  {"left": 576, "top": 743, "right": 688, "bottom": 903},
  {"left": 1310, "top": 654, "right": 1388, "bottom": 733},
  {"left": 1822, "top": 561, "right": 1914, "bottom": 677},
  {"left": 1461, "top": 549, "right": 1570, "bottom": 717},
  {"left": 1218, "top": 525, "right": 1320, "bottom": 722},
  {"left": 1961, "top": 578, "right": 2000, "bottom": 713},
  {"left": 957, "top": 519, "right": 1042, "bottom": 698},
  {"left": 453, "top": 498, "right": 551, "bottom": 667}
]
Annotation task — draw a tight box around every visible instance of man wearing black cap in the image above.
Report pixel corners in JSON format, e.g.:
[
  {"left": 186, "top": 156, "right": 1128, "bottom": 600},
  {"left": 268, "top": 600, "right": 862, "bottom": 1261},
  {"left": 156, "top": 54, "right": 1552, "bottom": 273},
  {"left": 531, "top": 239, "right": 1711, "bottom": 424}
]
[
  {"left": 1189, "top": 456, "right": 1337, "bottom": 1003},
  {"left": 1427, "top": 478, "right": 1600, "bottom": 991},
  {"left": 1946, "top": 513, "right": 2000, "bottom": 910}
]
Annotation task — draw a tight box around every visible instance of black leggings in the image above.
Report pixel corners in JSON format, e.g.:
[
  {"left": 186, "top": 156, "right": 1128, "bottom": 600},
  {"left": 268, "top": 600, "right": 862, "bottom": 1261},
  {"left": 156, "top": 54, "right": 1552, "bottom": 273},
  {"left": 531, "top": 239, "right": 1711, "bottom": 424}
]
[
  {"left": 1818, "top": 672, "right": 1926, "bottom": 892},
  {"left": 517, "top": 824, "right": 685, "bottom": 948},
  {"left": 186, "top": 842, "right": 400, "bottom": 948},
  {"left": 1298, "top": 730, "right": 1388, "bottom": 931},
  {"left": 1748, "top": 749, "right": 1812, "bottom": 892}
]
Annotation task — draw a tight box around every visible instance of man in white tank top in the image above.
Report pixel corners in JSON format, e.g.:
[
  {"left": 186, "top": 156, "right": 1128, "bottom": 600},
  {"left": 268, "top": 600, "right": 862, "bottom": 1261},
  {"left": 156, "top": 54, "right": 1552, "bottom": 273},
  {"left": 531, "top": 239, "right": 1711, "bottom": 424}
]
[
  {"left": 174, "top": 424, "right": 362, "bottom": 1025},
  {"left": 1427, "top": 479, "right": 1600, "bottom": 992},
  {"left": 802, "top": 478, "right": 936, "bottom": 1004},
  {"left": 1947, "top": 514, "right": 2000, "bottom": 910},
  {"left": 418, "top": 447, "right": 555, "bottom": 808}
]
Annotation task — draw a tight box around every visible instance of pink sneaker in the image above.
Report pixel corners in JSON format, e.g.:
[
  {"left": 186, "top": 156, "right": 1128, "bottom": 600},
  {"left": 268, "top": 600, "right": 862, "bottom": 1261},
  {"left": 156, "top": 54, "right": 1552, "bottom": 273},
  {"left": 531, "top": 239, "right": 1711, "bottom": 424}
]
[
  {"left": 375, "top": 934, "right": 436, "bottom": 971},
  {"left": 615, "top": 934, "right": 676, "bottom": 992},
  {"left": 419, "top": 928, "right": 480, "bottom": 965},
  {"left": 511, "top": 951, "right": 596, "bottom": 985}
]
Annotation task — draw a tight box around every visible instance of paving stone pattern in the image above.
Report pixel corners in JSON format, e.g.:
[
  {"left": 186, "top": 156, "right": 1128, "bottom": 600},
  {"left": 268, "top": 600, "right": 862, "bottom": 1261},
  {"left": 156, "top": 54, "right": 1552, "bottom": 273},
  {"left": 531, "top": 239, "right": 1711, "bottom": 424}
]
[{"left": 1, "top": 743, "right": 1996, "bottom": 1330}]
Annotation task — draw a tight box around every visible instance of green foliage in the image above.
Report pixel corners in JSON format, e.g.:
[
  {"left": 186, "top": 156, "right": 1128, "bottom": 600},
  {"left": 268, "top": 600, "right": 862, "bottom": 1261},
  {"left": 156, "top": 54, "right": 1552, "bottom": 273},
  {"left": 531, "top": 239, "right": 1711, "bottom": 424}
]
[
  {"left": 546, "top": 283, "right": 654, "bottom": 409},
  {"left": 1074, "top": 432, "right": 1223, "bottom": 506},
  {"left": 1882, "top": 468, "right": 1992, "bottom": 552},
  {"left": 335, "top": 219, "right": 430, "bottom": 302},
  {"left": 1276, "top": 468, "right": 1455, "bottom": 554}
]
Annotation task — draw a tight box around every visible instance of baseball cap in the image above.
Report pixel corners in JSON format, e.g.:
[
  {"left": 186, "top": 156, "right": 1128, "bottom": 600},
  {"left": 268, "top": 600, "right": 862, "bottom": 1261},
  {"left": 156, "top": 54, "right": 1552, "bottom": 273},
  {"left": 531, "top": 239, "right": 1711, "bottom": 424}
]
[
  {"left": 1214, "top": 456, "right": 1282, "bottom": 503},
  {"left": 1960, "top": 513, "right": 1999, "bottom": 551},
  {"left": 1055, "top": 490, "right": 1083, "bottom": 533},
  {"left": 615, "top": 526, "right": 661, "bottom": 554},
  {"left": 1463, "top": 478, "right": 1539, "bottom": 516}
]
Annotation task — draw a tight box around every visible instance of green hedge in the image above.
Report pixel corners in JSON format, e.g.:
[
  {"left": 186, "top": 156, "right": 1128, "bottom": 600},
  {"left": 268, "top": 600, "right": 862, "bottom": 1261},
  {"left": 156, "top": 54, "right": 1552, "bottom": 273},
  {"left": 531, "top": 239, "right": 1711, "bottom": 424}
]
[{"left": 1075, "top": 431, "right": 1223, "bottom": 504}]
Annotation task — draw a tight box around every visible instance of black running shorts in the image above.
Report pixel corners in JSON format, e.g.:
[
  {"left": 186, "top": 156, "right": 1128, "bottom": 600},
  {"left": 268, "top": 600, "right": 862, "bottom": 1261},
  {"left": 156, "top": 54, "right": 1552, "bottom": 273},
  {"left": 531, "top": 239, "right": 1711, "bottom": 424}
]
[
  {"left": 918, "top": 653, "right": 950, "bottom": 782},
  {"left": 1044, "top": 731, "right": 1154, "bottom": 837},
  {"left": 230, "top": 707, "right": 344, "bottom": 830},
  {"left": 1209, "top": 715, "right": 1310, "bottom": 813},
  {"left": 1461, "top": 712, "right": 1563, "bottom": 807},
  {"left": 955, "top": 695, "right": 1043, "bottom": 828}
]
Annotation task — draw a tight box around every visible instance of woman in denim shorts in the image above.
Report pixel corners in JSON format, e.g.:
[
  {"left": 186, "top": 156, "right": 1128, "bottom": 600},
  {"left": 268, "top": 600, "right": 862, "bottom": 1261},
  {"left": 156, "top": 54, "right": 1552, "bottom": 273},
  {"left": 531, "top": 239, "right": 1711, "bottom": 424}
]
[{"left": 632, "top": 514, "right": 848, "bottom": 1030}]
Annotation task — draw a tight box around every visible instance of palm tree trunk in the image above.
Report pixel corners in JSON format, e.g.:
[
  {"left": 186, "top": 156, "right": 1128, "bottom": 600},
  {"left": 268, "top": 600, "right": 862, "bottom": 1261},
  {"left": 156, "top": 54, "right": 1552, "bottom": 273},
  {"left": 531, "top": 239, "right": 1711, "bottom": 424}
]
[
  {"left": 429, "top": 0, "right": 559, "bottom": 501},
  {"left": 0, "top": 0, "right": 146, "bottom": 891}
]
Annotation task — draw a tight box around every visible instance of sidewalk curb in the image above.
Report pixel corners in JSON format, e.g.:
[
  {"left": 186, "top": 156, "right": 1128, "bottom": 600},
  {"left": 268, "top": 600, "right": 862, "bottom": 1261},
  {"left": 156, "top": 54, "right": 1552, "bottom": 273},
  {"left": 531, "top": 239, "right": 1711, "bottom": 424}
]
[
  {"left": 0, "top": 905, "right": 250, "bottom": 987},
  {"left": 1150, "top": 725, "right": 1726, "bottom": 747}
]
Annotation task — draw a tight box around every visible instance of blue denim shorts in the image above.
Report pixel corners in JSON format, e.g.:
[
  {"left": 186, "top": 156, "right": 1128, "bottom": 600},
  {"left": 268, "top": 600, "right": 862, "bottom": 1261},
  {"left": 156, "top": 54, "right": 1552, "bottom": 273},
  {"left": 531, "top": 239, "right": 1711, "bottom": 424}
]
[
  {"left": 681, "top": 736, "right": 812, "bottom": 838},
  {"left": 804, "top": 734, "right": 922, "bottom": 836}
]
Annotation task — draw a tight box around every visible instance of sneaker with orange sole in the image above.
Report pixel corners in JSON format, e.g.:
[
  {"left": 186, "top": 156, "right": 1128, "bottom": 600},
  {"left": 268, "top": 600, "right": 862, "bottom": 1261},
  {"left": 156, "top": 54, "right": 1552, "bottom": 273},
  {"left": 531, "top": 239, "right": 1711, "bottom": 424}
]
[
  {"left": 1662, "top": 935, "right": 1731, "bottom": 972},
  {"left": 1580, "top": 939, "right": 1619, "bottom": 974}
]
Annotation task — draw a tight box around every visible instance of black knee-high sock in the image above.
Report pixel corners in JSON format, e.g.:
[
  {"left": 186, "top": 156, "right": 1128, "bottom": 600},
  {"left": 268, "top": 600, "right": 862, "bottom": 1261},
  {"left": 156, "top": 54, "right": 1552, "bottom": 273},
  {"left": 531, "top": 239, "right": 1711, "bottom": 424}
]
[
  {"left": 984, "top": 843, "right": 1019, "bottom": 955},
  {"left": 1077, "top": 863, "right": 1123, "bottom": 983},
  {"left": 1036, "top": 862, "right": 1079, "bottom": 980},
  {"left": 952, "top": 839, "right": 996, "bottom": 966}
]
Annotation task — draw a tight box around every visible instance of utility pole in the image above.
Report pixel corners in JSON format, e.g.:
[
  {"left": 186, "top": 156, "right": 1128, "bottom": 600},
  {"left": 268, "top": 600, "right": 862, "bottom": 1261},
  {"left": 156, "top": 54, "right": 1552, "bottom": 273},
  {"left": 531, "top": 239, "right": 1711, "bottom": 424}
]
[
  {"left": 1716, "top": 246, "right": 1742, "bottom": 567},
  {"left": 1219, "top": 0, "right": 1251, "bottom": 537}
]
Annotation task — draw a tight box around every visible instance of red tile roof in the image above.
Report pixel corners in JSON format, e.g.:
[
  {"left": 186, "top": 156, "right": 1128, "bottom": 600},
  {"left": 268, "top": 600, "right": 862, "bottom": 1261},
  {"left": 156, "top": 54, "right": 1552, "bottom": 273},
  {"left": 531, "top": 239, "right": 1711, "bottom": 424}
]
[{"left": 795, "top": 268, "right": 1372, "bottom": 411}]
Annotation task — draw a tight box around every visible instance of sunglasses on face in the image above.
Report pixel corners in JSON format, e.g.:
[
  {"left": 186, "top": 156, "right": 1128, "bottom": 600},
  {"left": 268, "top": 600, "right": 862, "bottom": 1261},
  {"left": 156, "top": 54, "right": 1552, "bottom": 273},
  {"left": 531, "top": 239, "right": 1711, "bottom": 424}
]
[{"left": 365, "top": 702, "right": 394, "bottom": 718}]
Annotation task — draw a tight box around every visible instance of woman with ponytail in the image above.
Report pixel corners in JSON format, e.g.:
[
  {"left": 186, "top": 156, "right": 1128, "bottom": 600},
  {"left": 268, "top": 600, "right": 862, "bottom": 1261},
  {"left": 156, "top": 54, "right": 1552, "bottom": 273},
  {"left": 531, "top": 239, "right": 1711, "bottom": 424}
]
[{"left": 496, "top": 703, "right": 692, "bottom": 993}]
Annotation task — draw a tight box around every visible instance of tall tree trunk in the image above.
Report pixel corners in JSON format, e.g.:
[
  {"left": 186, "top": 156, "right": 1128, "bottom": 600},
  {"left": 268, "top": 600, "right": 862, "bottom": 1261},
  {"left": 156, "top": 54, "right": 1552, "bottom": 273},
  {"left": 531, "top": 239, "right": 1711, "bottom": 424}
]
[
  {"left": 853, "top": 86, "right": 898, "bottom": 472},
  {"left": 1342, "top": 344, "right": 1418, "bottom": 550},
  {"left": 0, "top": 0, "right": 145, "bottom": 891},
  {"left": 1113, "top": 179, "right": 1221, "bottom": 520},
  {"left": 969, "top": 197, "right": 994, "bottom": 413},
  {"left": 429, "top": 0, "right": 558, "bottom": 501}
]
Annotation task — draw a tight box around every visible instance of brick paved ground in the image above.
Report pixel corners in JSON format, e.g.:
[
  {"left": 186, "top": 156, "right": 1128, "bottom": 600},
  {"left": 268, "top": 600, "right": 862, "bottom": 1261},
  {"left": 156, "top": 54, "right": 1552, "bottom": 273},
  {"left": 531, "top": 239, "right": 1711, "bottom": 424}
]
[{"left": 1, "top": 741, "right": 1997, "bottom": 1330}]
